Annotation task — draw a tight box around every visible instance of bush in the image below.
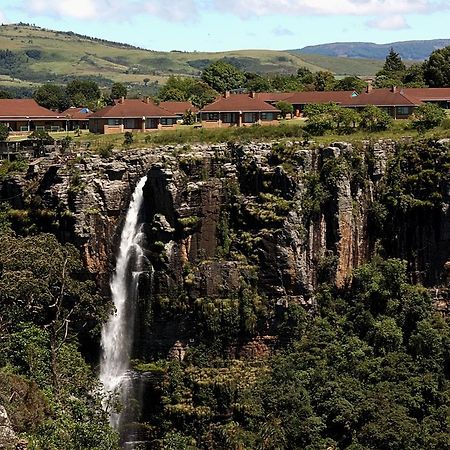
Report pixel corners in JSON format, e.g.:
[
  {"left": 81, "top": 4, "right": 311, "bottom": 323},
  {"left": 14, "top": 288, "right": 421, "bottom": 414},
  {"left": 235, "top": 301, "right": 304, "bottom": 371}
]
[
  {"left": 360, "top": 105, "right": 392, "bottom": 131},
  {"left": 123, "top": 131, "right": 134, "bottom": 146},
  {"left": 411, "top": 103, "right": 446, "bottom": 132}
]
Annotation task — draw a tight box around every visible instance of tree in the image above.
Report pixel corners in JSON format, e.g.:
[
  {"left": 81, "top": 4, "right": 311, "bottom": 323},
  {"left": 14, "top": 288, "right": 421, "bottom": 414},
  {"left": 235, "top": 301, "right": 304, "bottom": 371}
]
[
  {"left": 0, "top": 90, "right": 11, "bottom": 99},
  {"left": 158, "top": 75, "right": 217, "bottom": 108},
  {"left": 314, "top": 71, "right": 336, "bottom": 91},
  {"left": 276, "top": 101, "right": 294, "bottom": 119},
  {"left": 360, "top": 105, "right": 392, "bottom": 131},
  {"left": 65, "top": 79, "right": 101, "bottom": 108},
  {"left": 244, "top": 72, "right": 273, "bottom": 92},
  {"left": 375, "top": 48, "right": 406, "bottom": 88},
  {"left": 33, "top": 83, "right": 70, "bottom": 111},
  {"left": 297, "top": 67, "right": 315, "bottom": 85},
  {"left": 110, "top": 82, "right": 127, "bottom": 99},
  {"left": 334, "top": 76, "right": 367, "bottom": 93},
  {"left": 402, "top": 63, "right": 426, "bottom": 87},
  {"left": 0, "top": 123, "right": 9, "bottom": 141},
  {"left": 201, "top": 60, "right": 246, "bottom": 93},
  {"left": 411, "top": 103, "right": 446, "bottom": 132},
  {"left": 143, "top": 77, "right": 151, "bottom": 86},
  {"left": 423, "top": 46, "right": 450, "bottom": 87},
  {"left": 382, "top": 48, "right": 406, "bottom": 74},
  {"left": 303, "top": 103, "right": 338, "bottom": 135}
]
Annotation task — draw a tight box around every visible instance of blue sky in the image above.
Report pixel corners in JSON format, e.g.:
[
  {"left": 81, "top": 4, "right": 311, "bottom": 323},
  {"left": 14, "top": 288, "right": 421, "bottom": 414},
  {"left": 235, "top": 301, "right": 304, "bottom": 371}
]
[{"left": 0, "top": 0, "right": 448, "bottom": 52}]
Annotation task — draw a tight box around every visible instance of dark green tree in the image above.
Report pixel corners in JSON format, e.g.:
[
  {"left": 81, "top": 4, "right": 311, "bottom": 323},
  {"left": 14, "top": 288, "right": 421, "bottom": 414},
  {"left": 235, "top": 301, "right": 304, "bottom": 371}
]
[
  {"left": 360, "top": 104, "right": 392, "bottom": 131},
  {"left": 423, "top": 46, "right": 450, "bottom": 87},
  {"left": 334, "top": 76, "right": 367, "bottom": 93},
  {"left": 382, "top": 48, "right": 406, "bottom": 73},
  {"left": 65, "top": 79, "right": 101, "bottom": 108},
  {"left": 33, "top": 83, "right": 70, "bottom": 111},
  {"left": 110, "top": 81, "right": 127, "bottom": 99},
  {"left": 201, "top": 60, "right": 246, "bottom": 93},
  {"left": 314, "top": 71, "right": 336, "bottom": 91},
  {"left": 297, "top": 67, "right": 315, "bottom": 85},
  {"left": 402, "top": 63, "right": 426, "bottom": 87}
]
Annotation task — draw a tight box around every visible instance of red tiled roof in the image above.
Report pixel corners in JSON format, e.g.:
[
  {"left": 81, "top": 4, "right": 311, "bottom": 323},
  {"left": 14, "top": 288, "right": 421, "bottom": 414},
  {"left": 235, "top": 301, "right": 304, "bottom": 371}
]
[
  {"left": 255, "top": 92, "right": 296, "bottom": 103},
  {"left": 89, "top": 99, "right": 178, "bottom": 119},
  {"left": 201, "top": 94, "right": 280, "bottom": 113},
  {"left": 0, "top": 99, "right": 64, "bottom": 119},
  {"left": 159, "top": 101, "right": 198, "bottom": 114},
  {"left": 344, "top": 89, "right": 422, "bottom": 107},
  {"left": 285, "top": 91, "right": 356, "bottom": 105},
  {"left": 61, "top": 107, "right": 92, "bottom": 120},
  {"left": 402, "top": 88, "right": 450, "bottom": 101}
]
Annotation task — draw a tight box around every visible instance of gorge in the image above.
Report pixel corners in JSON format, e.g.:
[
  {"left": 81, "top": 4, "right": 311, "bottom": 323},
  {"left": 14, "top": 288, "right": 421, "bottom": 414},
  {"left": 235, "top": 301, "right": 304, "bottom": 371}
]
[{"left": 2, "top": 137, "right": 450, "bottom": 448}]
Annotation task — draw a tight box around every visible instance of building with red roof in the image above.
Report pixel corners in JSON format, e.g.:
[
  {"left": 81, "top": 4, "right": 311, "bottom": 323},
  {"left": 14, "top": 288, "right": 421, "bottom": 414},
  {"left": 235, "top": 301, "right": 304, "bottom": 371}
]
[
  {"left": 88, "top": 98, "right": 179, "bottom": 134},
  {"left": 0, "top": 99, "right": 66, "bottom": 132},
  {"left": 200, "top": 92, "right": 280, "bottom": 128},
  {"left": 159, "top": 101, "right": 198, "bottom": 116},
  {"left": 62, "top": 107, "right": 92, "bottom": 130}
]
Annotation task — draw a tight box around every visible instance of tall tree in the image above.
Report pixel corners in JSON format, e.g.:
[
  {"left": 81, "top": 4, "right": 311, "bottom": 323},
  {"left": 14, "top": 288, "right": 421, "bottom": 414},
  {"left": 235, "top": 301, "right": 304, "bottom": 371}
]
[
  {"left": 201, "top": 60, "right": 246, "bottom": 93},
  {"left": 65, "top": 79, "right": 101, "bottom": 108},
  {"left": 423, "top": 46, "right": 450, "bottom": 87},
  {"left": 33, "top": 83, "right": 70, "bottom": 112},
  {"left": 382, "top": 48, "right": 406, "bottom": 73},
  {"left": 110, "top": 82, "right": 127, "bottom": 99}
]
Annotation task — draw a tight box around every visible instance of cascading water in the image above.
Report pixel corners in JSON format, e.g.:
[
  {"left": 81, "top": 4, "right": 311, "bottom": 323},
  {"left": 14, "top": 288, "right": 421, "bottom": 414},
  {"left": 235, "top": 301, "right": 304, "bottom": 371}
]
[{"left": 100, "top": 176, "right": 148, "bottom": 433}]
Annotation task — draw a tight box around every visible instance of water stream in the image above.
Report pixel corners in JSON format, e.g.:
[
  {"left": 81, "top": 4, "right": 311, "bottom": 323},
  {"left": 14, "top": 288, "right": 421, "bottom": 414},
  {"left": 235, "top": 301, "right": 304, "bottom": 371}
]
[{"left": 99, "top": 176, "right": 148, "bottom": 433}]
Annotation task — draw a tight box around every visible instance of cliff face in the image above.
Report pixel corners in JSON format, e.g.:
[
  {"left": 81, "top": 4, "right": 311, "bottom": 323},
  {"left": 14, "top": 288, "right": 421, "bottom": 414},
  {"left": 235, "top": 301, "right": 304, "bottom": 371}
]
[{"left": 3, "top": 138, "right": 450, "bottom": 354}]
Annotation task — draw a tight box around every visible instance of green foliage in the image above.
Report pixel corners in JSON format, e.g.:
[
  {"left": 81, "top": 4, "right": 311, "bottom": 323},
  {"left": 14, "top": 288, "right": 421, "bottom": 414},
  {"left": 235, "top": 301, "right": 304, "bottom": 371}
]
[
  {"left": 28, "top": 129, "right": 54, "bottom": 143},
  {"left": 303, "top": 103, "right": 359, "bottom": 135},
  {"left": 0, "top": 122, "right": 9, "bottom": 140},
  {"left": 182, "top": 109, "right": 197, "bottom": 125},
  {"left": 360, "top": 105, "right": 392, "bottom": 131},
  {"left": 110, "top": 81, "right": 127, "bottom": 99},
  {"left": 276, "top": 100, "right": 293, "bottom": 119},
  {"left": 333, "top": 76, "right": 367, "bottom": 93},
  {"left": 313, "top": 70, "right": 336, "bottom": 91},
  {"left": 411, "top": 103, "right": 446, "bottom": 132},
  {"left": 423, "top": 45, "right": 450, "bottom": 87},
  {"left": 65, "top": 79, "right": 101, "bottom": 108},
  {"left": 201, "top": 60, "right": 246, "bottom": 93},
  {"left": 158, "top": 75, "right": 217, "bottom": 108},
  {"left": 33, "top": 83, "right": 70, "bottom": 112},
  {"left": 123, "top": 131, "right": 134, "bottom": 146}
]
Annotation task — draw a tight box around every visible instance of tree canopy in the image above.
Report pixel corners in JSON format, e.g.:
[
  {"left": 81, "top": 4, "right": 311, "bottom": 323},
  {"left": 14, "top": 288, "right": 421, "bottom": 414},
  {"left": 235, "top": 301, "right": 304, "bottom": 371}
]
[{"left": 201, "top": 60, "right": 246, "bottom": 93}]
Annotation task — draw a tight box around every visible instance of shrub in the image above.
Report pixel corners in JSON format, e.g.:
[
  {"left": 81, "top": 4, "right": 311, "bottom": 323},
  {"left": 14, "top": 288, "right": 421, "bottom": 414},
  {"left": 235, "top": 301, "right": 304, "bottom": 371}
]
[
  {"left": 360, "top": 105, "right": 392, "bottom": 131},
  {"left": 0, "top": 123, "right": 9, "bottom": 141},
  {"left": 123, "top": 131, "right": 134, "bottom": 146},
  {"left": 411, "top": 103, "right": 446, "bottom": 132}
]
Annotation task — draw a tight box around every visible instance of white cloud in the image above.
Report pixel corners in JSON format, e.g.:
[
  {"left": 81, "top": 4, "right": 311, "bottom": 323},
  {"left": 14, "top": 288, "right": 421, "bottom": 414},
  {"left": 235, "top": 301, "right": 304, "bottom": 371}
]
[
  {"left": 24, "top": 0, "right": 198, "bottom": 22},
  {"left": 213, "top": 0, "right": 447, "bottom": 18},
  {"left": 367, "top": 14, "right": 410, "bottom": 30}
]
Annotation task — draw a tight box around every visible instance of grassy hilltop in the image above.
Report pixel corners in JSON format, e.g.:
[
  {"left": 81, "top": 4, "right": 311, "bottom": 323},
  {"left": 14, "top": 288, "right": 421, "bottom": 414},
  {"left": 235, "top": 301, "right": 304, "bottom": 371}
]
[{"left": 0, "top": 23, "right": 384, "bottom": 94}]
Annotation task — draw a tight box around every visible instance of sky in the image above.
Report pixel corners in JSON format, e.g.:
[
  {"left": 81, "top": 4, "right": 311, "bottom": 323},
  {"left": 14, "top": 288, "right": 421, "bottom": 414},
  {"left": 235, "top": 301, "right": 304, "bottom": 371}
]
[{"left": 0, "top": 0, "right": 448, "bottom": 52}]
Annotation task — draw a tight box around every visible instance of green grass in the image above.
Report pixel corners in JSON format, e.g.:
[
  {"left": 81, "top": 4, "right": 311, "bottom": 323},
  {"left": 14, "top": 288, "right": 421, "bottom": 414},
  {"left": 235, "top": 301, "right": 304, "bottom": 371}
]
[{"left": 56, "top": 121, "right": 450, "bottom": 152}]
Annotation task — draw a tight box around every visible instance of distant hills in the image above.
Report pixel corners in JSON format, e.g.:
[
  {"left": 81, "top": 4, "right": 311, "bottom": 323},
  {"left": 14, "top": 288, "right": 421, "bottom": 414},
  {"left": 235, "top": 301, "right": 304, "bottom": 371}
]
[
  {"left": 293, "top": 39, "right": 450, "bottom": 61},
  {"left": 0, "top": 23, "right": 384, "bottom": 95}
]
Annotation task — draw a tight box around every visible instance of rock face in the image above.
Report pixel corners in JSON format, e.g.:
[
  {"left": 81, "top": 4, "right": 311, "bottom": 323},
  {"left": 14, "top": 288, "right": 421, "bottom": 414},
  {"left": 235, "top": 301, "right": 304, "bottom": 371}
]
[
  {"left": 3, "top": 139, "right": 450, "bottom": 341},
  {"left": 0, "top": 406, "right": 17, "bottom": 450}
]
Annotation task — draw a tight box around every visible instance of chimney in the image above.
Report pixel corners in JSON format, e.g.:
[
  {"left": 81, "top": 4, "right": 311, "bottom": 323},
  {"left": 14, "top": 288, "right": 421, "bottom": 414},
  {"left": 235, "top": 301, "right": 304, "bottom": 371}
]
[
  {"left": 224, "top": 91, "right": 231, "bottom": 99},
  {"left": 145, "top": 97, "right": 151, "bottom": 104},
  {"left": 366, "top": 80, "right": 373, "bottom": 94},
  {"left": 250, "top": 91, "right": 256, "bottom": 99},
  {"left": 391, "top": 86, "right": 397, "bottom": 93},
  {"left": 120, "top": 96, "right": 125, "bottom": 103}
]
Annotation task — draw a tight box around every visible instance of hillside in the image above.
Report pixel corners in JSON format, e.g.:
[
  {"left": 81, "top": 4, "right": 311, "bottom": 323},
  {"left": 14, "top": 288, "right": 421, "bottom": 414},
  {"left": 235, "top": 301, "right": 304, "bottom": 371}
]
[
  {"left": 0, "top": 23, "right": 383, "bottom": 95},
  {"left": 294, "top": 39, "right": 450, "bottom": 60}
]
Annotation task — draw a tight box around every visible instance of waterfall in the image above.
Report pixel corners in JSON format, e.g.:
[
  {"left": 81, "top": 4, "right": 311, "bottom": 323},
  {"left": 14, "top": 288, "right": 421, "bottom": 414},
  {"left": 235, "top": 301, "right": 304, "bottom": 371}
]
[{"left": 100, "top": 176, "right": 148, "bottom": 430}]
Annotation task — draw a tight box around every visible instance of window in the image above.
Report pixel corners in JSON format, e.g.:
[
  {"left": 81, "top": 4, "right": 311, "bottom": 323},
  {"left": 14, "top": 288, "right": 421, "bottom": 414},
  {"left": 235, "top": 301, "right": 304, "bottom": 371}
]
[
  {"left": 204, "top": 113, "right": 219, "bottom": 121},
  {"left": 397, "top": 106, "right": 410, "bottom": 116},
  {"left": 107, "top": 119, "right": 120, "bottom": 126},
  {"left": 243, "top": 113, "right": 257, "bottom": 123},
  {"left": 261, "top": 113, "right": 274, "bottom": 121},
  {"left": 161, "top": 118, "right": 175, "bottom": 125},
  {"left": 223, "top": 113, "right": 237, "bottom": 123}
]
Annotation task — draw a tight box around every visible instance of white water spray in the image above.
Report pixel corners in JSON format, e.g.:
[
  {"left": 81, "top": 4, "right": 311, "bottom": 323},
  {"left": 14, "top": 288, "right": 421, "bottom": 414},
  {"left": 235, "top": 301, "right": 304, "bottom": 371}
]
[{"left": 100, "top": 176, "right": 148, "bottom": 428}]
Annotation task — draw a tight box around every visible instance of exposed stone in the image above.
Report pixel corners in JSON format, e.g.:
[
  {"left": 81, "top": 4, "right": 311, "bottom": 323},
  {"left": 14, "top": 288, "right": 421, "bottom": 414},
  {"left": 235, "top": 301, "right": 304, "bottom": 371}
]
[{"left": 0, "top": 406, "right": 17, "bottom": 450}]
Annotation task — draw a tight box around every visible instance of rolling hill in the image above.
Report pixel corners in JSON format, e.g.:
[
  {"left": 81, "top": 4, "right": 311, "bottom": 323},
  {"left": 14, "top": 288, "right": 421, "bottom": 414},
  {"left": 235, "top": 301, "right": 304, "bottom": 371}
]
[
  {"left": 0, "top": 23, "right": 384, "bottom": 96},
  {"left": 294, "top": 39, "right": 450, "bottom": 61}
]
